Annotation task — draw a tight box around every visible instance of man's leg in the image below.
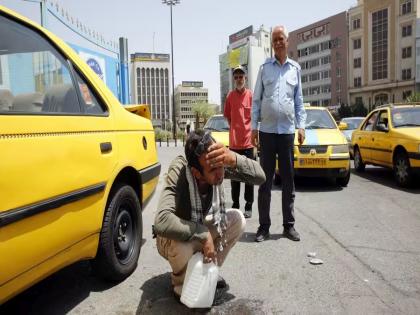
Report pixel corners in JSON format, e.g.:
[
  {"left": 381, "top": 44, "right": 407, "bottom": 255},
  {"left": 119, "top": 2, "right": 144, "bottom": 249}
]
[
  {"left": 207, "top": 208, "right": 246, "bottom": 266},
  {"left": 156, "top": 236, "right": 202, "bottom": 295},
  {"left": 243, "top": 148, "right": 255, "bottom": 218},
  {"left": 277, "top": 134, "right": 299, "bottom": 240},
  {"left": 257, "top": 132, "right": 277, "bottom": 234},
  {"left": 230, "top": 148, "right": 243, "bottom": 209},
  {"left": 230, "top": 179, "right": 240, "bottom": 209}
]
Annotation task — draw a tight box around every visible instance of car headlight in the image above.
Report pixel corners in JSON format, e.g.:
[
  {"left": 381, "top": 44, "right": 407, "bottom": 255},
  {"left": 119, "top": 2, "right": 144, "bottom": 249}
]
[{"left": 332, "top": 144, "right": 349, "bottom": 154}]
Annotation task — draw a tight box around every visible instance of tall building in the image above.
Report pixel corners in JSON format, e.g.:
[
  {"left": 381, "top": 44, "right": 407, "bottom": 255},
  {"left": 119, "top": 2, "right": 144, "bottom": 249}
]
[
  {"left": 288, "top": 12, "right": 349, "bottom": 108},
  {"left": 219, "top": 25, "right": 271, "bottom": 111},
  {"left": 130, "top": 52, "right": 171, "bottom": 129},
  {"left": 348, "top": 0, "right": 418, "bottom": 109},
  {"left": 175, "top": 81, "right": 208, "bottom": 130}
]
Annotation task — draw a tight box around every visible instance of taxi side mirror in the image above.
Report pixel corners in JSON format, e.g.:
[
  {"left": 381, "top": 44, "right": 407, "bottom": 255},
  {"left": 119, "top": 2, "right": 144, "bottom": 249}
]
[{"left": 338, "top": 122, "right": 348, "bottom": 130}]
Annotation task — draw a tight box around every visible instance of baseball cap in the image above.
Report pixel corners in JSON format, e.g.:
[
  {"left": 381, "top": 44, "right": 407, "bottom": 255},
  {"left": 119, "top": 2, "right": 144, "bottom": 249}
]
[{"left": 232, "top": 65, "right": 246, "bottom": 75}]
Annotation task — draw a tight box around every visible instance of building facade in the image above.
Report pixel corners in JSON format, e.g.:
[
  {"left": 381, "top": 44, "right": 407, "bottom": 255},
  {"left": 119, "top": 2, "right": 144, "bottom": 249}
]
[
  {"left": 288, "top": 12, "right": 349, "bottom": 108},
  {"left": 219, "top": 25, "right": 272, "bottom": 111},
  {"left": 348, "top": 0, "right": 418, "bottom": 109},
  {"left": 130, "top": 52, "right": 171, "bottom": 129},
  {"left": 175, "top": 81, "right": 208, "bottom": 130}
]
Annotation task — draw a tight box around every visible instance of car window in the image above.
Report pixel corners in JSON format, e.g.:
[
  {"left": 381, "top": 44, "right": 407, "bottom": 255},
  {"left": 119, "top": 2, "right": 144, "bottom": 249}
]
[
  {"left": 374, "top": 110, "right": 389, "bottom": 130},
  {"left": 342, "top": 118, "right": 364, "bottom": 129},
  {"left": 73, "top": 69, "right": 106, "bottom": 114},
  {"left": 362, "top": 111, "right": 379, "bottom": 131},
  {"left": 305, "top": 110, "right": 336, "bottom": 129},
  {"left": 391, "top": 107, "right": 420, "bottom": 127},
  {"left": 0, "top": 14, "right": 81, "bottom": 114}
]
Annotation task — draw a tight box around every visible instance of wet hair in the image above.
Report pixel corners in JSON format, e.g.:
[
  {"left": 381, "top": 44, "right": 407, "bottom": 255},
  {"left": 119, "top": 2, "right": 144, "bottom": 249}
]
[{"left": 185, "top": 129, "right": 215, "bottom": 173}]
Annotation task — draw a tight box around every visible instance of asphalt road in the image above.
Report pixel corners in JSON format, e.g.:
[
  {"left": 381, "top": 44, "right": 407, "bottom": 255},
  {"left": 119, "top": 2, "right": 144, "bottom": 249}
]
[{"left": 2, "top": 144, "right": 420, "bottom": 314}]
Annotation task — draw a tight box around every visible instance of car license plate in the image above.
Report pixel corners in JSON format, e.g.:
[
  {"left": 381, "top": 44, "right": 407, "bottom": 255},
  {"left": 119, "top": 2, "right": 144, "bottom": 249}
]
[{"left": 298, "top": 158, "right": 327, "bottom": 166}]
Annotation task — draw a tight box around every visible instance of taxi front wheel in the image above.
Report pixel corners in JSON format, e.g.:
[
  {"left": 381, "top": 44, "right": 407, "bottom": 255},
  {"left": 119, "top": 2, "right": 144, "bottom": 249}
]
[
  {"left": 91, "top": 184, "right": 143, "bottom": 282},
  {"left": 336, "top": 170, "right": 350, "bottom": 187},
  {"left": 354, "top": 147, "right": 365, "bottom": 172},
  {"left": 394, "top": 152, "right": 413, "bottom": 187}
]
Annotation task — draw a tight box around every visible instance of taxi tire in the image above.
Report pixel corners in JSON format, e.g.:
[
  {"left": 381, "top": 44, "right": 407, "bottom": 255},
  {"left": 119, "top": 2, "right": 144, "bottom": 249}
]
[
  {"left": 91, "top": 183, "right": 142, "bottom": 282},
  {"left": 336, "top": 171, "right": 350, "bottom": 187},
  {"left": 354, "top": 147, "right": 365, "bottom": 172},
  {"left": 393, "top": 152, "right": 413, "bottom": 187}
]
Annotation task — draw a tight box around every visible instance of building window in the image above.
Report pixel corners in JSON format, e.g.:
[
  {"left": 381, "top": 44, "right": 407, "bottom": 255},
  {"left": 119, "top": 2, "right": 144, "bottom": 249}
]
[
  {"left": 372, "top": 8, "right": 388, "bottom": 80},
  {"left": 336, "top": 52, "right": 341, "bottom": 63},
  {"left": 401, "top": 0, "right": 412, "bottom": 15},
  {"left": 354, "top": 57, "right": 361, "bottom": 68},
  {"left": 402, "top": 68, "right": 412, "bottom": 80},
  {"left": 402, "top": 24, "right": 412, "bottom": 37},
  {"left": 352, "top": 18, "right": 361, "bottom": 30},
  {"left": 354, "top": 77, "right": 362, "bottom": 87},
  {"left": 355, "top": 96, "right": 363, "bottom": 105},
  {"left": 336, "top": 81, "right": 341, "bottom": 92},
  {"left": 403, "top": 90, "right": 412, "bottom": 100},
  {"left": 402, "top": 47, "right": 412, "bottom": 58},
  {"left": 353, "top": 38, "right": 361, "bottom": 49},
  {"left": 336, "top": 67, "right": 341, "bottom": 77}
]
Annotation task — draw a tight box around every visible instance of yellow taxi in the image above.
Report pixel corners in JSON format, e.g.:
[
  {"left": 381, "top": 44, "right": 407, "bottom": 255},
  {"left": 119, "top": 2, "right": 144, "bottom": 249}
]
[
  {"left": 0, "top": 6, "right": 160, "bottom": 303},
  {"left": 203, "top": 114, "right": 229, "bottom": 147},
  {"left": 275, "top": 106, "right": 350, "bottom": 186},
  {"left": 351, "top": 104, "right": 420, "bottom": 187}
]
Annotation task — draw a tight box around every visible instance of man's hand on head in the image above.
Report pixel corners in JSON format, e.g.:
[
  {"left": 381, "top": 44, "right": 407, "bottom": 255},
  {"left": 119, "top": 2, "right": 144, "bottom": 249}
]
[{"left": 205, "top": 142, "right": 236, "bottom": 168}]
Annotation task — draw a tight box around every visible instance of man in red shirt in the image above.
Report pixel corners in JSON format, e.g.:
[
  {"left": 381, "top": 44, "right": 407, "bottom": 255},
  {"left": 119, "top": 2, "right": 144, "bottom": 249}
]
[{"left": 224, "top": 65, "right": 256, "bottom": 218}]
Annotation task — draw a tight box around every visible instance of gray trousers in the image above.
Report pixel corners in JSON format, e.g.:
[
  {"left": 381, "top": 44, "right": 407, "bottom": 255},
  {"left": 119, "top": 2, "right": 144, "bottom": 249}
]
[{"left": 258, "top": 132, "right": 295, "bottom": 230}]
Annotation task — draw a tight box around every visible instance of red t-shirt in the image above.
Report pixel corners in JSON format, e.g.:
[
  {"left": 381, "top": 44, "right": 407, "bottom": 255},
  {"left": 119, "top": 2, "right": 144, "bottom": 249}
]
[{"left": 223, "top": 88, "right": 253, "bottom": 150}]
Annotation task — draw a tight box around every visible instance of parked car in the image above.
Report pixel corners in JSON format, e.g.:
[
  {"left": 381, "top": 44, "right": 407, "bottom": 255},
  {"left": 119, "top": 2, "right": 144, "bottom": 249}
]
[
  {"left": 203, "top": 114, "right": 229, "bottom": 147},
  {"left": 275, "top": 106, "right": 350, "bottom": 187},
  {"left": 340, "top": 117, "right": 365, "bottom": 157},
  {"left": 351, "top": 104, "right": 420, "bottom": 187},
  {"left": 0, "top": 6, "right": 160, "bottom": 303}
]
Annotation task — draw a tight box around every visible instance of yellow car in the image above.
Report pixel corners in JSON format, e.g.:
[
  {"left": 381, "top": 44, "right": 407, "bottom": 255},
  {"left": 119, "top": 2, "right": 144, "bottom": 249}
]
[
  {"left": 275, "top": 107, "right": 350, "bottom": 187},
  {"left": 351, "top": 104, "right": 420, "bottom": 187},
  {"left": 0, "top": 6, "right": 160, "bottom": 303},
  {"left": 204, "top": 114, "right": 229, "bottom": 147}
]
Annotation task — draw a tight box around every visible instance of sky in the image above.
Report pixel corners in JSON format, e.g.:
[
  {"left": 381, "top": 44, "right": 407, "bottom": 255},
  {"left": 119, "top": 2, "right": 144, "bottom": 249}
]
[{"left": 0, "top": 0, "right": 357, "bottom": 104}]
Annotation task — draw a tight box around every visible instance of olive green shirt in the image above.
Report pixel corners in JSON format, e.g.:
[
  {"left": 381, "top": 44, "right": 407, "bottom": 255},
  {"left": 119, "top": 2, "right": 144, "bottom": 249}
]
[{"left": 154, "top": 153, "right": 266, "bottom": 242}]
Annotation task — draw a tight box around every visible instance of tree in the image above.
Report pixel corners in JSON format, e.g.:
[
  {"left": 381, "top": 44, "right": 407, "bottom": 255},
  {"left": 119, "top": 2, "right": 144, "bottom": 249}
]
[
  {"left": 406, "top": 92, "right": 420, "bottom": 103},
  {"left": 352, "top": 102, "right": 368, "bottom": 116},
  {"left": 192, "top": 101, "right": 217, "bottom": 129},
  {"left": 338, "top": 104, "right": 352, "bottom": 119}
]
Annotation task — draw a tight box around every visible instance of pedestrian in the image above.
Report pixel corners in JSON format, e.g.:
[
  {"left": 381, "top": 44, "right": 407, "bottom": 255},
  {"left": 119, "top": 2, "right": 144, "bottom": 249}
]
[
  {"left": 251, "top": 25, "right": 306, "bottom": 242},
  {"left": 186, "top": 119, "right": 191, "bottom": 135},
  {"left": 223, "top": 65, "right": 256, "bottom": 218},
  {"left": 153, "top": 129, "right": 266, "bottom": 301}
]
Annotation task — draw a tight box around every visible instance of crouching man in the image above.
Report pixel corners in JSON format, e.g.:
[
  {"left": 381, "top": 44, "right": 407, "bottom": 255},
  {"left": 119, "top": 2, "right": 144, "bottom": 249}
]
[{"left": 154, "top": 130, "right": 266, "bottom": 299}]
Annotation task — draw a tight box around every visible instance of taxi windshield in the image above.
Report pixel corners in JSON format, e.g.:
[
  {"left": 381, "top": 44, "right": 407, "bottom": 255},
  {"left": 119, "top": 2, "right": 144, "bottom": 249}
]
[
  {"left": 305, "top": 110, "right": 336, "bottom": 129},
  {"left": 391, "top": 107, "right": 420, "bottom": 128},
  {"left": 204, "top": 116, "right": 229, "bottom": 131}
]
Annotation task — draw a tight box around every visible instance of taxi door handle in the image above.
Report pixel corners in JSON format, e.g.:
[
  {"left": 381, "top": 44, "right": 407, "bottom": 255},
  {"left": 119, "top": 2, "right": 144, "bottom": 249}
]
[{"left": 100, "top": 142, "right": 112, "bottom": 154}]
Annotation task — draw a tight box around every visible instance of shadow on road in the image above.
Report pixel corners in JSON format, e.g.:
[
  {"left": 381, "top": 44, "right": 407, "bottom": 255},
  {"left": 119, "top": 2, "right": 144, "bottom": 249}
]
[
  {"left": 238, "top": 232, "right": 284, "bottom": 243},
  {"left": 136, "top": 272, "right": 236, "bottom": 315},
  {"left": 0, "top": 261, "right": 116, "bottom": 315},
  {"left": 351, "top": 167, "right": 420, "bottom": 193}
]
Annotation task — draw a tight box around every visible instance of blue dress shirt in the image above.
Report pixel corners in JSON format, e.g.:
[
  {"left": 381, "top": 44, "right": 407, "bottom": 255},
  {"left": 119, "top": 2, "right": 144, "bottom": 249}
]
[{"left": 251, "top": 57, "right": 306, "bottom": 134}]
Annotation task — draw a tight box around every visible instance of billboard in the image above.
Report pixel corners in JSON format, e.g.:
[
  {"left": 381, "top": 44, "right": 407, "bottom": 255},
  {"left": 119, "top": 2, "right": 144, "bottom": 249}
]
[{"left": 229, "top": 25, "right": 253, "bottom": 44}]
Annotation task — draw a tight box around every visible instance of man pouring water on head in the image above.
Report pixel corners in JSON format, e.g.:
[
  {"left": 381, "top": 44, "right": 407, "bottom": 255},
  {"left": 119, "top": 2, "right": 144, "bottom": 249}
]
[{"left": 154, "top": 129, "right": 266, "bottom": 302}]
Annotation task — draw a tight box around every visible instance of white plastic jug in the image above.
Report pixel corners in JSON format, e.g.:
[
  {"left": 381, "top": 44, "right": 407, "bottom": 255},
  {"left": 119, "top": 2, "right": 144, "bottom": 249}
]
[{"left": 180, "top": 252, "right": 219, "bottom": 308}]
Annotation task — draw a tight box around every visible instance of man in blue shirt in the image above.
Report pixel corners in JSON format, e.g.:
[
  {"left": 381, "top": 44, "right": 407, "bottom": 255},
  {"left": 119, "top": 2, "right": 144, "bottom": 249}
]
[{"left": 251, "top": 25, "right": 306, "bottom": 242}]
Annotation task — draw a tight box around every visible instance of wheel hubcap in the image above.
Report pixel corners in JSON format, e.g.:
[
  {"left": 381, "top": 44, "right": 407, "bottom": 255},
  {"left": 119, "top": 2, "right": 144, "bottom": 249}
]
[{"left": 113, "top": 206, "right": 135, "bottom": 264}]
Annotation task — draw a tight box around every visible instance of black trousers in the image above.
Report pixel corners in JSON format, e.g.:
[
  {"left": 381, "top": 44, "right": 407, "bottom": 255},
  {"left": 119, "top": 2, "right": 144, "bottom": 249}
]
[
  {"left": 258, "top": 132, "right": 295, "bottom": 230},
  {"left": 230, "top": 148, "right": 255, "bottom": 210}
]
